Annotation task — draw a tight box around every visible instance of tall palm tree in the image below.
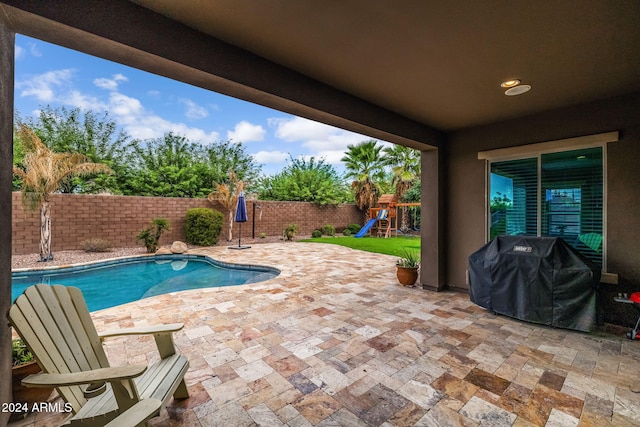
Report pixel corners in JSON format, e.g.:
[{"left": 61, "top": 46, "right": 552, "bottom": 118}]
[
  {"left": 208, "top": 170, "right": 244, "bottom": 242},
  {"left": 383, "top": 145, "right": 420, "bottom": 232},
  {"left": 341, "top": 140, "right": 386, "bottom": 221},
  {"left": 12, "top": 124, "right": 113, "bottom": 261}
]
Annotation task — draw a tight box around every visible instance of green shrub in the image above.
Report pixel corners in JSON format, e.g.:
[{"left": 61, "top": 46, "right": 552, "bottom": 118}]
[
  {"left": 346, "top": 223, "right": 362, "bottom": 234},
  {"left": 259, "top": 233, "right": 266, "bottom": 239},
  {"left": 185, "top": 208, "right": 224, "bottom": 246},
  {"left": 79, "top": 238, "right": 112, "bottom": 252},
  {"left": 137, "top": 218, "right": 170, "bottom": 253},
  {"left": 284, "top": 223, "right": 298, "bottom": 241},
  {"left": 343, "top": 229, "right": 352, "bottom": 236},
  {"left": 12, "top": 339, "right": 34, "bottom": 366},
  {"left": 312, "top": 229, "right": 322, "bottom": 238},
  {"left": 321, "top": 224, "right": 335, "bottom": 236}
]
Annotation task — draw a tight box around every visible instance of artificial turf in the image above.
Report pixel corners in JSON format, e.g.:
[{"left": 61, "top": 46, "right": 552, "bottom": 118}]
[{"left": 299, "top": 235, "right": 420, "bottom": 257}]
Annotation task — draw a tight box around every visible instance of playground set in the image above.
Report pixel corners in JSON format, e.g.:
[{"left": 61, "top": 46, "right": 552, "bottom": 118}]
[{"left": 354, "top": 194, "right": 420, "bottom": 238}]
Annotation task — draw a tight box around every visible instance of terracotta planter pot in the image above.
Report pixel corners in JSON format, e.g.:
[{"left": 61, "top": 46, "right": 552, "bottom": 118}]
[
  {"left": 396, "top": 265, "right": 419, "bottom": 286},
  {"left": 11, "top": 361, "right": 54, "bottom": 421}
]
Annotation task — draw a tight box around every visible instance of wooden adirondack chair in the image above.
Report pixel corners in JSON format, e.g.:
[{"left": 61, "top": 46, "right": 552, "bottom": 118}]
[{"left": 9, "top": 284, "right": 190, "bottom": 426}]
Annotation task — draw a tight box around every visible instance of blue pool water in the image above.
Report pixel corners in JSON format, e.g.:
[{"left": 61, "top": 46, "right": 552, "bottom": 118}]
[{"left": 12, "top": 255, "right": 279, "bottom": 312}]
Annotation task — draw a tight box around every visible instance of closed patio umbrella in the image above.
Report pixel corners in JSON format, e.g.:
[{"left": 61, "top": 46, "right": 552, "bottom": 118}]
[{"left": 230, "top": 191, "right": 251, "bottom": 249}]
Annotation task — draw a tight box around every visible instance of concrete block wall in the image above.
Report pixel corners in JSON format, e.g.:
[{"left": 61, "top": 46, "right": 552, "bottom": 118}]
[{"left": 11, "top": 193, "right": 362, "bottom": 255}]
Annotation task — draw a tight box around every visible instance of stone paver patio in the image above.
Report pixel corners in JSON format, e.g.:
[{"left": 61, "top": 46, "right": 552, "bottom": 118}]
[{"left": 10, "top": 242, "right": 640, "bottom": 426}]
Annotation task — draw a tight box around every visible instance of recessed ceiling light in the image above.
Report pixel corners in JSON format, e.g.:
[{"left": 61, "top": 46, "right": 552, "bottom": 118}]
[
  {"left": 504, "top": 84, "right": 531, "bottom": 96},
  {"left": 500, "top": 79, "right": 521, "bottom": 88}
]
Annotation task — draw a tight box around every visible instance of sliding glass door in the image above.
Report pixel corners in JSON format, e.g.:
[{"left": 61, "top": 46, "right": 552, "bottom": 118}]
[{"left": 489, "top": 147, "right": 603, "bottom": 266}]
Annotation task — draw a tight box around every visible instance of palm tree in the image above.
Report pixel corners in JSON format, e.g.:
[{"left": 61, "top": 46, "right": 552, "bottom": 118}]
[
  {"left": 341, "top": 140, "right": 386, "bottom": 221},
  {"left": 12, "top": 124, "right": 113, "bottom": 261},
  {"left": 207, "top": 170, "right": 244, "bottom": 242},
  {"left": 383, "top": 145, "right": 420, "bottom": 232}
]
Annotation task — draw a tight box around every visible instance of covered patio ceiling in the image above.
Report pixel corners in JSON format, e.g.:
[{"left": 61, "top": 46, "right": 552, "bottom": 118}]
[
  {"left": 130, "top": 0, "right": 640, "bottom": 131},
  {"left": 2, "top": 0, "right": 639, "bottom": 148}
]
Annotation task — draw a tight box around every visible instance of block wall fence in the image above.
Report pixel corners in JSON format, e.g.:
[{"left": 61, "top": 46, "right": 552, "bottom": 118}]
[{"left": 11, "top": 193, "right": 363, "bottom": 255}]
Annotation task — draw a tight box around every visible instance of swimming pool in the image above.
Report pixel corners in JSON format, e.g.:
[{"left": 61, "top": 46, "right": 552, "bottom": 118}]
[{"left": 11, "top": 255, "right": 280, "bottom": 312}]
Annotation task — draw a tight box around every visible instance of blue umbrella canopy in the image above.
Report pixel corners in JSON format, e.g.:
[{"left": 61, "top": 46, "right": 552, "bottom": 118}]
[{"left": 235, "top": 192, "right": 248, "bottom": 223}]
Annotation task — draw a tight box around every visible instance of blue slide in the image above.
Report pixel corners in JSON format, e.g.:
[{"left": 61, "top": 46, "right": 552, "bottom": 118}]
[{"left": 354, "top": 218, "right": 377, "bottom": 238}]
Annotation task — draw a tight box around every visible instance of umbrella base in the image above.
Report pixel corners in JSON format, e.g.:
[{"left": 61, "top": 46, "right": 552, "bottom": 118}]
[{"left": 228, "top": 245, "right": 251, "bottom": 250}]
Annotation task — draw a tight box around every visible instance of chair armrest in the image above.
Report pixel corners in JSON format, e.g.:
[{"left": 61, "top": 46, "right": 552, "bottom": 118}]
[
  {"left": 104, "top": 398, "right": 163, "bottom": 427},
  {"left": 99, "top": 323, "right": 184, "bottom": 359},
  {"left": 21, "top": 365, "right": 147, "bottom": 388},
  {"left": 98, "top": 323, "right": 184, "bottom": 339}
]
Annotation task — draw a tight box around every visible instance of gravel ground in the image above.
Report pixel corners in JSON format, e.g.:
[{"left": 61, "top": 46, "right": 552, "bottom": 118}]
[{"left": 11, "top": 235, "right": 310, "bottom": 270}]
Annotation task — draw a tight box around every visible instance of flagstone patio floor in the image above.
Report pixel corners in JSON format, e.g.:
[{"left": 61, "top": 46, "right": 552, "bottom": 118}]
[{"left": 9, "top": 242, "right": 640, "bottom": 426}]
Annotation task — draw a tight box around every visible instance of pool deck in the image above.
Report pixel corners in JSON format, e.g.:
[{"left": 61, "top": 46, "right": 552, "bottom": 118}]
[{"left": 10, "top": 242, "right": 640, "bottom": 426}]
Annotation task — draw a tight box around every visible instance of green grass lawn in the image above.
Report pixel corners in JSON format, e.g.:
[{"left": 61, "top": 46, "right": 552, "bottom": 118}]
[{"left": 299, "top": 235, "right": 420, "bottom": 257}]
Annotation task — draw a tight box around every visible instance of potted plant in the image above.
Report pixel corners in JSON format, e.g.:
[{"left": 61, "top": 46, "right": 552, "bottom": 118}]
[
  {"left": 396, "top": 249, "right": 420, "bottom": 286},
  {"left": 11, "top": 338, "right": 54, "bottom": 420}
]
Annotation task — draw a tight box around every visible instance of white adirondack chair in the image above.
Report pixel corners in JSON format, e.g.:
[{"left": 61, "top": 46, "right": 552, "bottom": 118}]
[{"left": 9, "top": 284, "right": 190, "bottom": 426}]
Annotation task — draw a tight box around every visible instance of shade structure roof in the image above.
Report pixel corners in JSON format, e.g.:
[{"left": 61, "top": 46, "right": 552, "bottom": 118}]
[
  {"left": 1, "top": 1, "right": 639, "bottom": 147},
  {"left": 128, "top": 0, "right": 640, "bottom": 131}
]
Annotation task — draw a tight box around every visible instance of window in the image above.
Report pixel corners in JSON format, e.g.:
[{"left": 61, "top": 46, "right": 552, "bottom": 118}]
[{"left": 483, "top": 136, "right": 611, "bottom": 269}]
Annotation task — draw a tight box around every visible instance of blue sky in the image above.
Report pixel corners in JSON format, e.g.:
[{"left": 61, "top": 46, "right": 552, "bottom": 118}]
[{"left": 14, "top": 35, "right": 386, "bottom": 176}]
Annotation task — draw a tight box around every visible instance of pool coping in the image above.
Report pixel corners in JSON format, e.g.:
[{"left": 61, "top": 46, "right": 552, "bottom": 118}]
[{"left": 11, "top": 253, "right": 281, "bottom": 277}]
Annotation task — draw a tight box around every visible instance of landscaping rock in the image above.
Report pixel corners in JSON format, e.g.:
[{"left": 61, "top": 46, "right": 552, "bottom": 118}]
[
  {"left": 156, "top": 247, "right": 172, "bottom": 255},
  {"left": 171, "top": 241, "right": 188, "bottom": 254}
]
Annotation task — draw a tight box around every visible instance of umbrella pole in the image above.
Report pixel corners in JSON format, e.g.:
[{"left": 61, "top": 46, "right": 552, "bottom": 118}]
[{"left": 238, "top": 223, "right": 242, "bottom": 247}]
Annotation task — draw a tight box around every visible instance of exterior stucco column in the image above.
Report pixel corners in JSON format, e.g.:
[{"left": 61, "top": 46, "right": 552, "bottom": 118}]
[
  {"left": 0, "top": 19, "right": 14, "bottom": 425},
  {"left": 420, "top": 148, "right": 446, "bottom": 291}
]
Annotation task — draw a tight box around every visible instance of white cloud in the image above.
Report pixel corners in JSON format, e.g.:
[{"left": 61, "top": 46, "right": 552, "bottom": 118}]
[
  {"left": 253, "top": 150, "right": 289, "bottom": 164},
  {"left": 270, "top": 115, "right": 380, "bottom": 166},
  {"left": 180, "top": 98, "right": 209, "bottom": 120},
  {"left": 15, "top": 42, "right": 42, "bottom": 60},
  {"left": 108, "top": 93, "right": 219, "bottom": 142},
  {"left": 109, "top": 92, "right": 144, "bottom": 116},
  {"left": 29, "top": 43, "right": 42, "bottom": 57},
  {"left": 16, "top": 69, "right": 76, "bottom": 102},
  {"left": 270, "top": 116, "right": 336, "bottom": 142},
  {"left": 15, "top": 45, "right": 25, "bottom": 60},
  {"left": 94, "top": 74, "right": 128, "bottom": 91},
  {"left": 65, "top": 90, "right": 107, "bottom": 111},
  {"left": 228, "top": 120, "right": 265, "bottom": 142}
]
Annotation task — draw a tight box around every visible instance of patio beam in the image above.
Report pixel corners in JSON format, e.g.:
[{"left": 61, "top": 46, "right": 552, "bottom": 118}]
[
  {"left": 0, "top": 18, "right": 14, "bottom": 426},
  {"left": 0, "top": 0, "right": 442, "bottom": 150}
]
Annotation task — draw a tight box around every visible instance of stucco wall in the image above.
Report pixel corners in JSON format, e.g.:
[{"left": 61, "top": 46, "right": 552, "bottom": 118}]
[
  {"left": 11, "top": 193, "right": 362, "bottom": 255},
  {"left": 446, "top": 92, "right": 640, "bottom": 326}
]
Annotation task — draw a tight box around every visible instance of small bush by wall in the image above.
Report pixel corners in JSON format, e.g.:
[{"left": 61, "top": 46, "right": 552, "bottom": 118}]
[{"left": 185, "top": 208, "right": 224, "bottom": 246}]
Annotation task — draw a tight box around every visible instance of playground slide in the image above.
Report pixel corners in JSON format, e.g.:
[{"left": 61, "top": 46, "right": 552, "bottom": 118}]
[{"left": 354, "top": 218, "right": 377, "bottom": 238}]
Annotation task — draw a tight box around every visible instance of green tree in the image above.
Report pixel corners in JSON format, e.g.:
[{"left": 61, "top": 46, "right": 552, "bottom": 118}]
[
  {"left": 19, "top": 106, "right": 131, "bottom": 194},
  {"left": 382, "top": 145, "right": 420, "bottom": 231},
  {"left": 12, "top": 124, "right": 113, "bottom": 261},
  {"left": 256, "top": 156, "right": 350, "bottom": 204},
  {"left": 341, "top": 140, "right": 386, "bottom": 220},
  {"left": 202, "top": 140, "right": 261, "bottom": 189},
  {"left": 126, "top": 133, "right": 205, "bottom": 197},
  {"left": 125, "top": 133, "right": 262, "bottom": 198}
]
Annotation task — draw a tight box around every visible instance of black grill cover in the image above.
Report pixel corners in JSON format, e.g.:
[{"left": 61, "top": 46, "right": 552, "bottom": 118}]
[{"left": 468, "top": 236, "right": 600, "bottom": 332}]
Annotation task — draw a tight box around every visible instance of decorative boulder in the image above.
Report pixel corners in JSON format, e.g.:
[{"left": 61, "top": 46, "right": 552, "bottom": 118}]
[
  {"left": 156, "top": 247, "right": 172, "bottom": 255},
  {"left": 171, "top": 241, "right": 188, "bottom": 254}
]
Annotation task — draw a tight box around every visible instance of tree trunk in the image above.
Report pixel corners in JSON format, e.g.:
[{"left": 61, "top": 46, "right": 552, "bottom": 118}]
[
  {"left": 227, "top": 209, "right": 234, "bottom": 241},
  {"left": 40, "top": 200, "right": 53, "bottom": 261},
  {"left": 400, "top": 206, "right": 410, "bottom": 233}
]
